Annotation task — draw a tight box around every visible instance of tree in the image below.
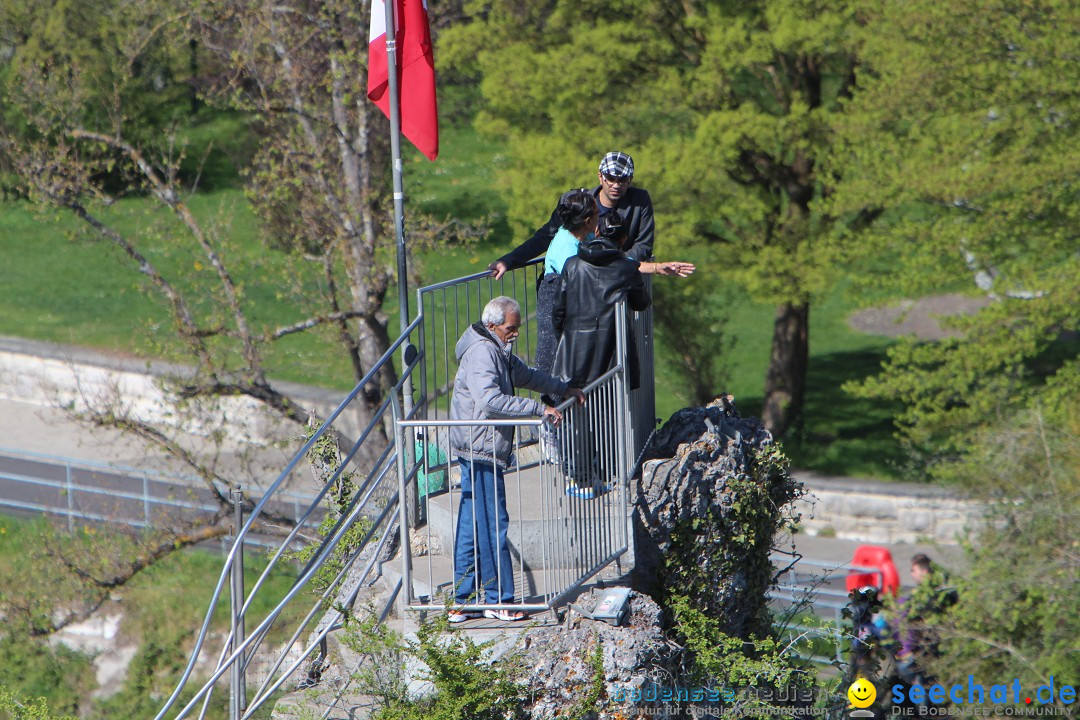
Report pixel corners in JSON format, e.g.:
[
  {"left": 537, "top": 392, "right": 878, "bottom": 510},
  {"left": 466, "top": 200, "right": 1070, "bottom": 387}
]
[
  {"left": 0, "top": 0, "right": 409, "bottom": 622},
  {"left": 917, "top": 409, "right": 1079, "bottom": 694},
  {"left": 0, "top": 0, "right": 202, "bottom": 193},
  {"left": 193, "top": 0, "right": 399, "bottom": 399},
  {"left": 829, "top": 0, "right": 1079, "bottom": 473},
  {"left": 826, "top": 2, "right": 1078, "bottom": 681},
  {"left": 440, "top": 0, "right": 875, "bottom": 436}
]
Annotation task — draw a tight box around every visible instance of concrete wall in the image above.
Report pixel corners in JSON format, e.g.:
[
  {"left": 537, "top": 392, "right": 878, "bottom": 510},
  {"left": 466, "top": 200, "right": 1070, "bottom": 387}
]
[
  {"left": 0, "top": 335, "right": 356, "bottom": 446},
  {"left": 792, "top": 472, "right": 980, "bottom": 545}
]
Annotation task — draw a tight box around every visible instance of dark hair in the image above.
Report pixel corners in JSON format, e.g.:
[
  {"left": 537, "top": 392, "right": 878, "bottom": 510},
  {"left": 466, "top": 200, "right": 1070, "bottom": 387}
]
[
  {"left": 595, "top": 212, "right": 628, "bottom": 248},
  {"left": 911, "top": 554, "right": 932, "bottom": 571},
  {"left": 556, "top": 189, "right": 597, "bottom": 231}
]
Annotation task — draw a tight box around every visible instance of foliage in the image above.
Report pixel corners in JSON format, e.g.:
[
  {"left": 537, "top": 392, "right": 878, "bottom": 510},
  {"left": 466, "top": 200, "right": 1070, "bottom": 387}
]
[
  {"left": 565, "top": 637, "right": 606, "bottom": 720},
  {"left": 0, "top": 515, "right": 299, "bottom": 719},
  {"left": 670, "top": 595, "right": 812, "bottom": 709},
  {"left": 0, "top": 0, "right": 205, "bottom": 195},
  {"left": 88, "top": 624, "right": 204, "bottom": 720},
  {"left": 344, "top": 611, "right": 526, "bottom": 720},
  {"left": 440, "top": 0, "right": 879, "bottom": 436},
  {"left": 663, "top": 441, "right": 802, "bottom": 635},
  {"left": 831, "top": 0, "right": 1080, "bottom": 476},
  {"left": 917, "top": 408, "right": 1080, "bottom": 690},
  {"left": 0, "top": 688, "right": 78, "bottom": 720},
  {"left": 0, "top": 643, "right": 93, "bottom": 720},
  {"left": 0, "top": 0, "right": 417, "bottom": 618},
  {"left": 280, "top": 426, "right": 376, "bottom": 600}
]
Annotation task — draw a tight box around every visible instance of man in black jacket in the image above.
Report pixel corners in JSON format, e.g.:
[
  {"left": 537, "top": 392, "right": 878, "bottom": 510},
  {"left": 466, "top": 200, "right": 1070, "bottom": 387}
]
[{"left": 489, "top": 151, "right": 657, "bottom": 278}]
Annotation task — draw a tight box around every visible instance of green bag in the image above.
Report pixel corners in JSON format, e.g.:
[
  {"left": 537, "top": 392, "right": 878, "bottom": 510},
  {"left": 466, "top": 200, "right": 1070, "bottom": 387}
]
[{"left": 414, "top": 439, "right": 448, "bottom": 497}]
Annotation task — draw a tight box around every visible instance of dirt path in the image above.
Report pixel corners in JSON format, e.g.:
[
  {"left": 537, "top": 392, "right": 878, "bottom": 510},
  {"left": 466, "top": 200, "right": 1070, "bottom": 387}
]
[{"left": 847, "top": 293, "right": 991, "bottom": 340}]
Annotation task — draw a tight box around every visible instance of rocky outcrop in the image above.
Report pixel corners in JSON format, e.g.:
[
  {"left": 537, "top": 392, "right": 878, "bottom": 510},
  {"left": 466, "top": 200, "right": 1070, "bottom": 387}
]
[
  {"left": 633, "top": 395, "right": 803, "bottom": 638},
  {"left": 519, "top": 591, "right": 682, "bottom": 719}
]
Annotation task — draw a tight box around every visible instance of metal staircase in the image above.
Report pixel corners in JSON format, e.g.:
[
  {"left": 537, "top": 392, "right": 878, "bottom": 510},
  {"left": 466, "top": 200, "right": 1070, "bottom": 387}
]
[{"left": 153, "top": 260, "right": 655, "bottom": 720}]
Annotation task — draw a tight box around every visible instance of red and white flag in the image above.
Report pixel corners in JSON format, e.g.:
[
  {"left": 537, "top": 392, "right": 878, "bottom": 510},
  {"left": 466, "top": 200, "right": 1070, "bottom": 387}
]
[{"left": 368, "top": 0, "right": 439, "bottom": 161}]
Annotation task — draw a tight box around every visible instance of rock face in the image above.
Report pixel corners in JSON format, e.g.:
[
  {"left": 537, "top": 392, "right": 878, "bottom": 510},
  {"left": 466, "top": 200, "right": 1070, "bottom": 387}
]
[
  {"left": 519, "top": 592, "right": 683, "bottom": 719},
  {"left": 516, "top": 396, "right": 803, "bottom": 717},
  {"left": 632, "top": 395, "right": 803, "bottom": 638}
]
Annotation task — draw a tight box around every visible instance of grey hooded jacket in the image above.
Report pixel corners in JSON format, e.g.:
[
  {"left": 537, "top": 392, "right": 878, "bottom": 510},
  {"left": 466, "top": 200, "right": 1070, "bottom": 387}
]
[{"left": 449, "top": 322, "right": 568, "bottom": 467}]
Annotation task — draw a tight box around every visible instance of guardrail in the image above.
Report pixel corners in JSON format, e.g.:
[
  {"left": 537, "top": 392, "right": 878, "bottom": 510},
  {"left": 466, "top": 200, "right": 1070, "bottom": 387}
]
[
  {"left": 413, "top": 261, "right": 656, "bottom": 466},
  {"left": 395, "top": 363, "right": 633, "bottom": 616},
  {"left": 397, "top": 267, "right": 644, "bottom": 615},
  {"left": 152, "top": 314, "right": 422, "bottom": 720},
  {"left": 768, "top": 554, "right": 887, "bottom": 665},
  {"left": 0, "top": 446, "right": 320, "bottom": 546}
]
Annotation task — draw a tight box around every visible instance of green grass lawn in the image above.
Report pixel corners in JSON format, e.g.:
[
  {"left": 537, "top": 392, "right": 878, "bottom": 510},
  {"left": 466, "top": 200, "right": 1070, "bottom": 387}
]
[{"left": 0, "top": 122, "right": 910, "bottom": 479}]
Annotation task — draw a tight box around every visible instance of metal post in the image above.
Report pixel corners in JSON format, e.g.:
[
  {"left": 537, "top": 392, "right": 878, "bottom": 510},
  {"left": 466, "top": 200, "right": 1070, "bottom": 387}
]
[
  {"left": 391, "top": 395, "right": 414, "bottom": 615},
  {"left": 834, "top": 605, "right": 843, "bottom": 664},
  {"left": 65, "top": 464, "right": 74, "bottom": 532},
  {"left": 143, "top": 474, "right": 151, "bottom": 525},
  {"left": 614, "top": 304, "right": 634, "bottom": 556},
  {"left": 230, "top": 485, "right": 246, "bottom": 720},
  {"left": 382, "top": 0, "right": 415, "bottom": 417}
]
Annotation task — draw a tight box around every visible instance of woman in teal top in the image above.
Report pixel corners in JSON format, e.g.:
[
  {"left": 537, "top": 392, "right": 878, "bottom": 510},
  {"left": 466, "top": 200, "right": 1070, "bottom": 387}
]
[
  {"left": 534, "top": 189, "right": 598, "bottom": 376},
  {"left": 545, "top": 220, "right": 590, "bottom": 275}
]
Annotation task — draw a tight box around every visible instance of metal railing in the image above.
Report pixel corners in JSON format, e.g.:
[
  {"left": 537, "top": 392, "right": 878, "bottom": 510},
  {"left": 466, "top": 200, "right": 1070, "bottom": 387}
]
[
  {"left": 412, "top": 260, "right": 655, "bottom": 467},
  {"left": 768, "top": 555, "right": 887, "bottom": 665},
  {"left": 153, "top": 316, "right": 422, "bottom": 720},
  {"left": 392, "top": 263, "right": 647, "bottom": 614},
  {"left": 394, "top": 349, "right": 634, "bottom": 615},
  {"left": 0, "top": 446, "right": 319, "bottom": 546},
  {"left": 155, "top": 259, "right": 655, "bottom": 719}
]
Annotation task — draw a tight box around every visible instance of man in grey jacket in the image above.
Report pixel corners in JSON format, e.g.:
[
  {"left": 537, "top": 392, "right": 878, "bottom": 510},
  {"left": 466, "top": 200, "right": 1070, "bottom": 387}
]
[{"left": 448, "top": 296, "right": 584, "bottom": 622}]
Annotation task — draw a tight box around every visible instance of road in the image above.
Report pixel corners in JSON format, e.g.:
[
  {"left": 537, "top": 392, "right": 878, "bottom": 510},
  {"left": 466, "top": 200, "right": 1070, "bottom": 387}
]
[
  {"left": 0, "top": 395, "right": 964, "bottom": 575},
  {"left": 0, "top": 397, "right": 322, "bottom": 543}
]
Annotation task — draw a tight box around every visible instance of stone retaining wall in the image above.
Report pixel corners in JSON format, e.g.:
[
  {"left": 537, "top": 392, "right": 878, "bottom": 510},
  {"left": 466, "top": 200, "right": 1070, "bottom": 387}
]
[
  {"left": 792, "top": 472, "right": 980, "bottom": 545},
  {"left": 0, "top": 335, "right": 356, "bottom": 445}
]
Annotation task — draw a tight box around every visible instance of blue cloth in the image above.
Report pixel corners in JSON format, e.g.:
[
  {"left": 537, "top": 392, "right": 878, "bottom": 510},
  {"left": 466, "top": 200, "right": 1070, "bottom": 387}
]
[
  {"left": 543, "top": 226, "right": 580, "bottom": 275},
  {"left": 452, "top": 459, "right": 515, "bottom": 604}
]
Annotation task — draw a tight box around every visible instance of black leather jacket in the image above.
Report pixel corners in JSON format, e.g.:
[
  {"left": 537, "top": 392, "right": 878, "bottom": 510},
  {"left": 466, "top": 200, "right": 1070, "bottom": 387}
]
[
  {"left": 498, "top": 185, "right": 655, "bottom": 270},
  {"left": 551, "top": 238, "right": 650, "bottom": 389}
]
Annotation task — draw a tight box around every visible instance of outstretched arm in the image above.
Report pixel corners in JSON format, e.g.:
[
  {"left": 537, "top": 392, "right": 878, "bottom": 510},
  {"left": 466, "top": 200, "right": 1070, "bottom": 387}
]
[
  {"left": 639, "top": 260, "right": 696, "bottom": 277},
  {"left": 489, "top": 206, "right": 561, "bottom": 279}
]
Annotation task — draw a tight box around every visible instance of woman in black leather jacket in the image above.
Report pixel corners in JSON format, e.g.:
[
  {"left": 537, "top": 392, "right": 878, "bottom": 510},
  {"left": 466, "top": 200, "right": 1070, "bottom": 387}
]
[
  {"left": 551, "top": 214, "right": 650, "bottom": 495},
  {"left": 552, "top": 213, "right": 650, "bottom": 390}
]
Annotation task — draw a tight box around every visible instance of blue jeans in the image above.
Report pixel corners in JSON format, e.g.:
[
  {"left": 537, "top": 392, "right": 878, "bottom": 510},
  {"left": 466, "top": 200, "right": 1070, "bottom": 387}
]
[{"left": 453, "top": 459, "right": 515, "bottom": 604}]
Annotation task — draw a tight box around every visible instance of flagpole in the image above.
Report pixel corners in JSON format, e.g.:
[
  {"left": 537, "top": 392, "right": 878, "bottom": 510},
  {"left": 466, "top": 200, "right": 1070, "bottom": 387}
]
[{"left": 382, "top": 0, "right": 413, "bottom": 415}]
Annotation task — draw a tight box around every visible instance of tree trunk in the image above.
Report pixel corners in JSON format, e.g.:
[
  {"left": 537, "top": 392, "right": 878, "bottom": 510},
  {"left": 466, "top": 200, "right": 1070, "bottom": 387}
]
[{"left": 761, "top": 301, "right": 809, "bottom": 438}]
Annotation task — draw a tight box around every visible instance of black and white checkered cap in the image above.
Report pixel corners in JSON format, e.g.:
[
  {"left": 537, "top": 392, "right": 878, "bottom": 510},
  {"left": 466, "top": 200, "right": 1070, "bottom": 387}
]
[{"left": 598, "top": 151, "right": 634, "bottom": 179}]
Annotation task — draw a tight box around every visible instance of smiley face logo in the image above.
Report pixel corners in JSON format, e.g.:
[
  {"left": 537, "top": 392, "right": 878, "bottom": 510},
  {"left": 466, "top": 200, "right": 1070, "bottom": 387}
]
[{"left": 847, "top": 678, "right": 876, "bottom": 708}]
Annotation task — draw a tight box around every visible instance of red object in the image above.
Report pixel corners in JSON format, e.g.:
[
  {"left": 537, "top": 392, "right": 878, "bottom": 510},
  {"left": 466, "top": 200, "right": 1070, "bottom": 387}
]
[
  {"left": 846, "top": 545, "right": 900, "bottom": 597},
  {"left": 368, "top": 0, "right": 440, "bottom": 161}
]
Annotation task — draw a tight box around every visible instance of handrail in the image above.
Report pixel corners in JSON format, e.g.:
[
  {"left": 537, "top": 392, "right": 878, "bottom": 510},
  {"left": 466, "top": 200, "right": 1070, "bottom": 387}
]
[
  {"left": 154, "top": 315, "right": 422, "bottom": 720},
  {"left": 394, "top": 299, "right": 635, "bottom": 617}
]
